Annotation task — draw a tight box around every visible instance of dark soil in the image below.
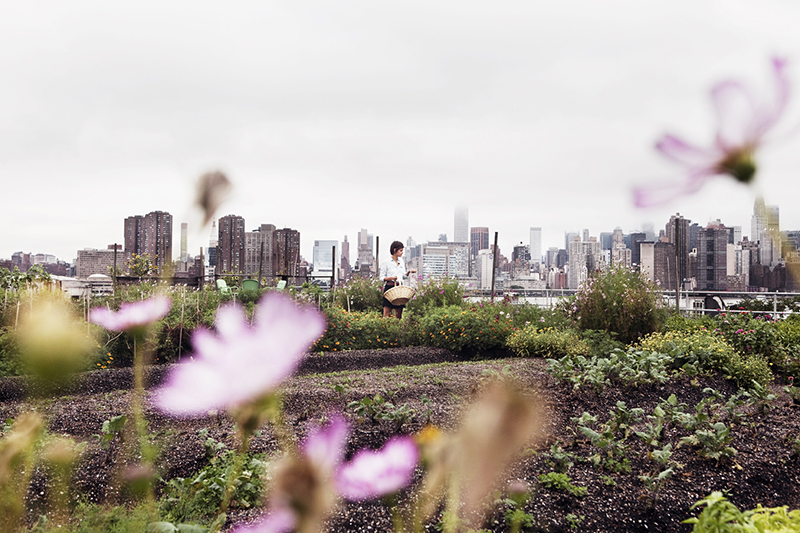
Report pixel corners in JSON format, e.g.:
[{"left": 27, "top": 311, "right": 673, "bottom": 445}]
[{"left": 2, "top": 346, "right": 800, "bottom": 532}]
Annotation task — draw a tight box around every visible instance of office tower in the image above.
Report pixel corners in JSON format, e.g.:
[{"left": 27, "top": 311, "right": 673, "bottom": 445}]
[
  {"left": 454, "top": 207, "right": 469, "bottom": 243},
  {"left": 752, "top": 199, "right": 781, "bottom": 266},
  {"left": 218, "top": 215, "right": 246, "bottom": 274},
  {"left": 357, "top": 229, "right": 374, "bottom": 273},
  {"left": 565, "top": 232, "right": 578, "bottom": 249},
  {"left": 599, "top": 232, "right": 613, "bottom": 250},
  {"left": 244, "top": 224, "right": 275, "bottom": 278},
  {"left": 273, "top": 228, "right": 301, "bottom": 278},
  {"left": 405, "top": 236, "right": 417, "bottom": 261},
  {"left": 512, "top": 243, "right": 530, "bottom": 262},
  {"left": 582, "top": 229, "right": 589, "bottom": 242},
  {"left": 697, "top": 222, "right": 729, "bottom": 291},
  {"left": 470, "top": 227, "right": 489, "bottom": 257},
  {"left": 630, "top": 232, "right": 646, "bottom": 266},
  {"left": 567, "top": 234, "right": 601, "bottom": 289},
  {"left": 666, "top": 214, "right": 691, "bottom": 287},
  {"left": 642, "top": 223, "right": 656, "bottom": 241},
  {"left": 612, "top": 227, "right": 624, "bottom": 249},
  {"left": 529, "top": 227, "right": 542, "bottom": 265},
  {"left": 313, "top": 240, "right": 338, "bottom": 280},
  {"left": 421, "top": 241, "right": 470, "bottom": 279},
  {"left": 180, "top": 223, "right": 188, "bottom": 262},
  {"left": 477, "top": 249, "right": 494, "bottom": 289},
  {"left": 340, "top": 235, "right": 351, "bottom": 277},
  {"left": 208, "top": 219, "right": 218, "bottom": 268}
]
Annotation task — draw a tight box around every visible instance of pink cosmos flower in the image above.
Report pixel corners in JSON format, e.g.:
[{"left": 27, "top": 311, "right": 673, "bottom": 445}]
[
  {"left": 232, "top": 416, "right": 419, "bottom": 532},
  {"left": 153, "top": 293, "right": 324, "bottom": 416},
  {"left": 336, "top": 436, "right": 419, "bottom": 501},
  {"left": 89, "top": 296, "right": 171, "bottom": 333},
  {"left": 634, "top": 57, "right": 790, "bottom": 207}
]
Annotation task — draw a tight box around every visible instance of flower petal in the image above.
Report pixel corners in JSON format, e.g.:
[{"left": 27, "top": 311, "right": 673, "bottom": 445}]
[
  {"left": 655, "top": 134, "right": 718, "bottom": 168},
  {"left": 633, "top": 168, "right": 716, "bottom": 208},
  {"left": 336, "top": 436, "right": 419, "bottom": 501},
  {"left": 229, "top": 507, "right": 296, "bottom": 533},
  {"left": 153, "top": 293, "right": 325, "bottom": 416},
  {"left": 302, "top": 415, "right": 349, "bottom": 473}
]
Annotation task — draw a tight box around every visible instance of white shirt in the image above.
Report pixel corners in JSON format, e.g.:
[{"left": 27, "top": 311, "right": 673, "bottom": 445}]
[{"left": 379, "top": 257, "right": 406, "bottom": 283}]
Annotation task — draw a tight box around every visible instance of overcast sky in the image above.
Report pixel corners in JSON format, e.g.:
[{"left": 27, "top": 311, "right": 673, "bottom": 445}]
[{"left": 3, "top": 1, "right": 800, "bottom": 264}]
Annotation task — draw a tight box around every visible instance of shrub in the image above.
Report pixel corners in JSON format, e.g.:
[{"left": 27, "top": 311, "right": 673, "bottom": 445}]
[
  {"left": 331, "top": 277, "right": 384, "bottom": 312},
  {"left": 569, "top": 266, "right": 667, "bottom": 345},
  {"left": 417, "top": 304, "right": 515, "bottom": 356},
  {"left": 405, "top": 276, "right": 465, "bottom": 312},
  {"left": 506, "top": 326, "right": 589, "bottom": 359},
  {"left": 636, "top": 330, "right": 772, "bottom": 388},
  {"left": 711, "top": 313, "right": 784, "bottom": 366},
  {"left": 314, "top": 308, "right": 412, "bottom": 351}
]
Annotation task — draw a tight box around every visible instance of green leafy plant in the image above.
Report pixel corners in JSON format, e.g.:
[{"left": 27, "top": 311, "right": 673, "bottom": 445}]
[
  {"left": 506, "top": 326, "right": 589, "bottom": 359},
  {"left": 537, "top": 472, "right": 587, "bottom": 498},
  {"left": 568, "top": 265, "right": 667, "bottom": 345},
  {"left": 684, "top": 491, "right": 800, "bottom": 532},
  {"left": 92, "top": 415, "right": 127, "bottom": 450},
  {"left": 347, "top": 393, "right": 415, "bottom": 431},
  {"left": 680, "top": 422, "right": 737, "bottom": 461}
]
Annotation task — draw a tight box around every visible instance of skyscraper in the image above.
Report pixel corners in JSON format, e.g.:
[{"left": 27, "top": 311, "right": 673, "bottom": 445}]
[
  {"left": 454, "top": 207, "right": 469, "bottom": 243},
  {"left": 666, "top": 214, "right": 691, "bottom": 286},
  {"left": 180, "top": 223, "right": 188, "bottom": 262},
  {"left": 124, "top": 216, "right": 144, "bottom": 257},
  {"left": 697, "top": 222, "right": 729, "bottom": 291},
  {"left": 341, "top": 235, "right": 351, "bottom": 278},
  {"left": 529, "top": 227, "right": 542, "bottom": 266},
  {"left": 208, "top": 219, "right": 218, "bottom": 268},
  {"left": 313, "top": 240, "right": 338, "bottom": 281},
  {"left": 470, "top": 227, "right": 489, "bottom": 257},
  {"left": 218, "top": 215, "right": 246, "bottom": 274}
]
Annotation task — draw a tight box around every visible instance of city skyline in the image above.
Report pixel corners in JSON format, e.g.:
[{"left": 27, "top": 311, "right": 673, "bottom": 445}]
[
  {"left": 3, "top": 2, "right": 800, "bottom": 264},
  {"left": 2, "top": 202, "right": 790, "bottom": 271}
]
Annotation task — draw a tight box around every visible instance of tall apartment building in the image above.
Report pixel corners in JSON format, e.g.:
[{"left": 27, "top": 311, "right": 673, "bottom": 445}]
[
  {"left": 529, "top": 227, "right": 542, "bottom": 266},
  {"left": 208, "top": 219, "right": 218, "bottom": 268},
  {"left": 244, "top": 224, "right": 275, "bottom": 278},
  {"left": 273, "top": 228, "right": 301, "bottom": 279},
  {"left": 697, "top": 223, "right": 729, "bottom": 291},
  {"left": 454, "top": 207, "right": 469, "bottom": 243},
  {"left": 470, "top": 227, "right": 489, "bottom": 258},
  {"left": 124, "top": 216, "right": 144, "bottom": 257},
  {"left": 124, "top": 211, "right": 173, "bottom": 271},
  {"left": 218, "top": 215, "right": 246, "bottom": 274}
]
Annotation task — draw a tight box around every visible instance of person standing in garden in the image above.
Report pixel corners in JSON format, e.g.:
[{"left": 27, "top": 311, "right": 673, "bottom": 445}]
[{"left": 380, "top": 240, "right": 415, "bottom": 319}]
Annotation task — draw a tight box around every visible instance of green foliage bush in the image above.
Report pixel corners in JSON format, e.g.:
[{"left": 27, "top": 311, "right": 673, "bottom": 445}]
[
  {"left": 712, "top": 313, "right": 784, "bottom": 366},
  {"left": 506, "top": 326, "right": 589, "bottom": 358},
  {"left": 636, "top": 330, "right": 772, "bottom": 388},
  {"left": 417, "top": 304, "right": 516, "bottom": 356},
  {"left": 547, "top": 348, "right": 673, "bottom": 392},
  {"left": 314, "top": 308, "right": 414, "bottom": 351},
  {"left": 405, "top": 277, "right": 465, "bottom": 312},
  {"left": 0, "top": 329, "right": 23, "bottom": 377},
  {"left": 685, "top": 491, "right": 800, "bottom": 532},
  {"left": 569, "top": 266, "right": 667, "bottom": 345},
  {"left": 330, "top": 277, "right": 384, "bottom": 312}
]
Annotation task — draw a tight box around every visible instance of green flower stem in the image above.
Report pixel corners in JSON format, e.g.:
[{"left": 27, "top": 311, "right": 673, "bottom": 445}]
[
  {"left": 216, "top": 428, "right": 252, "bottom": 526},
  {"left": 132, "top": 335, "right": 154, "bottom": 502}
]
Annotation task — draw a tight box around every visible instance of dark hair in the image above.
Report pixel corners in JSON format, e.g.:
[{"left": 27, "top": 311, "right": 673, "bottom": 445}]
[{"left": 390, "top": 241, "right": 404, "bottom": 255}]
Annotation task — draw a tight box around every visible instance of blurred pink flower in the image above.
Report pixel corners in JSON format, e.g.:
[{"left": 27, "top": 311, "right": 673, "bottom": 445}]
[
  {"left": 336, "top": 436, "right": 419, "bottom": 501},
  {"left": 634, "top": 57, "right": 790, "bottom": 207},
  {"left": 230, "top": 507, "right": 296, "bottom": 533},
  {"left": 153, "top": 293, "right": 324, "bottom": 416},
  {"left": 89, "top": 296, "right": 171, "bottom": 333}
]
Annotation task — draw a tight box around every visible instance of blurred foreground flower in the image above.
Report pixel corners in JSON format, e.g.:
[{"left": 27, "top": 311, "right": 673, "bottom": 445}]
[
  {"left": 18, "top": 294, "right": 94, "bottom": 391},
  {"left": 416, "top": 381, "right": 545, "bottom": 530},
  {"left": 634, "top": 57, "right": 790, "bottom": 207},
  {"left": 235, "top": 416, "right": 418, "bottom": 533},
  {"left": 89, "top": 296, "right": 171, "bottom": 334},
  {"left": 154, "top": 293, "right": 325, "bottom": 416},
  {"left": 195, "top": 170, "right": 232, "bottom": 226}
]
